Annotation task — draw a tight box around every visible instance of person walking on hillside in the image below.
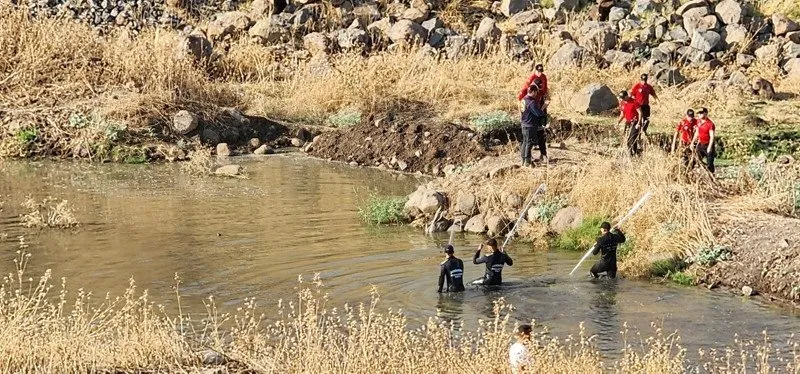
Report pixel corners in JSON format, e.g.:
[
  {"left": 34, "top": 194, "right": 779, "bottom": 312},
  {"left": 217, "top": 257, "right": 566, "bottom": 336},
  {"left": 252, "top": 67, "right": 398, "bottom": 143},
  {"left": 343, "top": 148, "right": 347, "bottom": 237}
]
[
  {"left": 437, "top": 244, "right": 465, "bottom": 293},
  {"left": 473, "top": 238, "right": 514, "bottom": 286},
  {"left": 630, "top": 74, "right": 658, "bottom": 134},
  {"left": 691, "top": 107, "right": 717, "bottom": 174},
  {"left": 520, "top": 83, "right": 549, "bottom": 167},
  {"left": 617, "top": 91, "right": 643, "bottom": 156},
  {"left": 671, "top": 109, "right": 698, "bottom": 167},
  {"left": 517, "top": 64, "right": 548, "bottom": 107},
  {"left": 509, "top": 324, "right": 533, "bottom": 373},
  {"left": 590, "top": 222, "right": 626, "bottom": 279}
]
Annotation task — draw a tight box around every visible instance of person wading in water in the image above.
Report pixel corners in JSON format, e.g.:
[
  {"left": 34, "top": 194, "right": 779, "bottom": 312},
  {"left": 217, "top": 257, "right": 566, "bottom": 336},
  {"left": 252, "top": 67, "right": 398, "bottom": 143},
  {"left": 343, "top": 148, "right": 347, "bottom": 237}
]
[
  {"left": 473, "top": 238, "right": 514, "bottom": 286},
  {"left": 590, "top": 222, "right": 626, "bottom": 279},
  {"left": 437, "top": 244, "right": 465, "bottom": 293}
]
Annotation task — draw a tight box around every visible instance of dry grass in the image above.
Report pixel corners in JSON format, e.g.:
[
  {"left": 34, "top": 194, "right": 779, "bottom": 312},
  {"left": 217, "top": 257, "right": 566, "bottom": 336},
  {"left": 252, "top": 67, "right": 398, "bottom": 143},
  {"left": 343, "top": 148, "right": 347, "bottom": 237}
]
[{"left": 20, "top": 196, "right": 79, "bottom": 228}]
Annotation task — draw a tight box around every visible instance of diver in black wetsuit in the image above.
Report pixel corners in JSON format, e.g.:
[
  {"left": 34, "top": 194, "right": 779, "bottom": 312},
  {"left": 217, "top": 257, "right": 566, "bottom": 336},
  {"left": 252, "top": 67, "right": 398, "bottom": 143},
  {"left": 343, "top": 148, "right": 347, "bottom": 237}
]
[
  {"left": 590, "top": 221, "right": 626, "bottom": 279},
  {"left": 438, "top": 245, "right": 465, "bottom": 293},
  {"left": 473, "top": 238, "right": 513, "bottom": 286}
]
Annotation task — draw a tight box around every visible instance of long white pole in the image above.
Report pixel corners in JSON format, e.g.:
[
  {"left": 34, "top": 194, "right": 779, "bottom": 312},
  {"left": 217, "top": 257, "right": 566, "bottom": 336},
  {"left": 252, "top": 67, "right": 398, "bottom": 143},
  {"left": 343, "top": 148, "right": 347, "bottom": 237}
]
[
  {"left": 501, "top": 183, "right": 547, "bottom": 251},
  {"left": 568, "top": 191, "right": 653, "bottom": 276}
]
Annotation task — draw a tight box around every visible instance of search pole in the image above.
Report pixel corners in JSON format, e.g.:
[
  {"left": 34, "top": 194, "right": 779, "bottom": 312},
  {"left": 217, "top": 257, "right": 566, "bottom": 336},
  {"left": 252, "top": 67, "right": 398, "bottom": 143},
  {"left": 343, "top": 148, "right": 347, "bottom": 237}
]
[{"left": 501, "top": 183, "right": 547, "bottom": 251}]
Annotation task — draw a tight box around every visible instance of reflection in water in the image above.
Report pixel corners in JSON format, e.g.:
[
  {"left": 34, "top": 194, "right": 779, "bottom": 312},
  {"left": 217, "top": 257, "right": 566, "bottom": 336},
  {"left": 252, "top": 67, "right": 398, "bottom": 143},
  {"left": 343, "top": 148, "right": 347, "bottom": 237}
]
[
  {"left": 436, "top": 292, "right": 465, "bottom": 327},
  {"left": 588, "top": 279, "right": 619, "bottom": 348}
]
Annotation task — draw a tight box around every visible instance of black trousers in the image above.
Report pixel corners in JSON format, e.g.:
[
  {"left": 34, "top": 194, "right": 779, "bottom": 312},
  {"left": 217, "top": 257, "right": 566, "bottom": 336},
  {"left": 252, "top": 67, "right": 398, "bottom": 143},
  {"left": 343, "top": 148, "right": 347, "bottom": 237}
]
[
  {"left": 697, "top": 143, "right": 716, "bottom": 174},
  {"left": 640, "top": 104, "right": 651, "bottom": 133},
  {"left": 591, "top": 259, "right": 617, "bottom": 278},
  {"left": 521, "top": 127, "right": 547, "bottom": 161},
  {"left": 626, "top": 122, "right": 642, "bottom": 156}
]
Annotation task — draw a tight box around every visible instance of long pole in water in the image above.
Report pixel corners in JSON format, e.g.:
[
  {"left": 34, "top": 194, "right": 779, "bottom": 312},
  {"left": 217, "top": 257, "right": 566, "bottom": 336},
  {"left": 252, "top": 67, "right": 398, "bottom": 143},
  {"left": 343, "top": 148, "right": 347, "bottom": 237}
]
[
  {"left": 568, "top": 191, "right": 653, "bottom": 276},
  {"left": 501, "top": 183, "right": 547, "bottom": 251}
]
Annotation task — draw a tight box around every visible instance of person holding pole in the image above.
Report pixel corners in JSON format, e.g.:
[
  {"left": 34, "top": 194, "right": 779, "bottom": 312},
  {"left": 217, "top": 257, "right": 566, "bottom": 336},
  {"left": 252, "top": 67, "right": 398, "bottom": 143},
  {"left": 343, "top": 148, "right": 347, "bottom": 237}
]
[
  {"left": 437, "top": 244, "right": 465, "bottom": 293},
  {"left": 473, "top": 238, "right": 513, "bottom": 286},
  {"left": 590, "top": 222, "right": 626, "bottom": 279}
]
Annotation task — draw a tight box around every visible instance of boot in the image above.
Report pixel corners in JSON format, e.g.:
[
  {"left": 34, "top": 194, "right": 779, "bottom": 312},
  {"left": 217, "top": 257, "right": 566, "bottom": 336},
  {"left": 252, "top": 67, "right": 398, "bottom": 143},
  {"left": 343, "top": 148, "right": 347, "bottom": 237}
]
[{"left": 522, "top": 158, "right": 531, "bottom": 167}]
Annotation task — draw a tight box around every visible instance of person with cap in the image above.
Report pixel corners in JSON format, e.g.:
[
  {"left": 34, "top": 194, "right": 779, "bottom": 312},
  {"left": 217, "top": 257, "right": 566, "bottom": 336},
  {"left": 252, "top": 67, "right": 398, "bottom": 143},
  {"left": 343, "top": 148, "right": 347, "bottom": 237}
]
[
  {"left": 691, "top": 107, "right": 717, "bottom": 174},
  {"left": 473, "top": 238, "right": 514, "bottom": 286},
  {"left": 520, "top": 83, "right": 549, "bottom": 167},
  {"left": 509, "top": 324, "right": 533, "bottom": 373},
  {"left": 617, "top": 91, "right": 643, "bottom": 156},
  {"left": 517, "top": 64, "right": 549, "bottom": 106},
  {"left": 671, "top": 109, "right": 698, "bottom": 167},
  {"left": 590, "top": 222, "right": 626, "bottom": 279},
  {"left": 630, "top": 74, "right": 658, "bottom": 133},
  {"left": 437, "top": 244, "right": 465, "bottom": 293}
]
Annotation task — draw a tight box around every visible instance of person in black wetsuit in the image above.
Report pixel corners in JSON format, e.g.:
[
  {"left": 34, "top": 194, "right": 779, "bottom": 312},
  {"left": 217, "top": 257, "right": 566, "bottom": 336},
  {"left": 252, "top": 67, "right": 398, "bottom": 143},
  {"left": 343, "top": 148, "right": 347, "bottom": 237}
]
[
  {"left": 590, "top": 222, "right": 626, "bottom": 279},
  {"left": 473, "top": 238, "right": 513, "bottom": 286},
  {"left": 438, "top": 244, "right": 465, "bottom": 293}
]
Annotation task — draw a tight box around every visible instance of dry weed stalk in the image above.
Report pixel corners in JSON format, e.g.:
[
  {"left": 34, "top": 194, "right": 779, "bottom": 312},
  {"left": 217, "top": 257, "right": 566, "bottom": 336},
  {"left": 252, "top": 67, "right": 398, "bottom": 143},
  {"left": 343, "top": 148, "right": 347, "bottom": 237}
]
[
  {"left": 20, "top": 196, "right": 79, "bottom": 228},
  {"left": 181, "top": 146, "right": 215, "bottom": 175}
]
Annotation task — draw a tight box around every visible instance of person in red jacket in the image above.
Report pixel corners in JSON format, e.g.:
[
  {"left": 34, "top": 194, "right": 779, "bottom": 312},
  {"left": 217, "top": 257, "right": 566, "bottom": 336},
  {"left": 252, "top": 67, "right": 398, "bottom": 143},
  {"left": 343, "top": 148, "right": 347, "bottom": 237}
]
[
  {"left": 671, "top": 109, "right": 698, "bottom": 167},
  {"left": 617, "top": 91, "right": 643, "bottom": 156},
  {"left": 630, "top": 74, "right": 658, "bottom": 133},
  {"left": 517, "top": 64, "right": 548, "bottom": 107},
  {"left": 691, "top": 107, "right": 716, "bottom": 174}
]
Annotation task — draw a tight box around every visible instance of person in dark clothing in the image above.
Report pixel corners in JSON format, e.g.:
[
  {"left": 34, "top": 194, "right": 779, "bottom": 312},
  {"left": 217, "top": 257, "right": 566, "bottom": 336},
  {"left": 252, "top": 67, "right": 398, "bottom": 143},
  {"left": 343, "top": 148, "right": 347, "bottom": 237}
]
[
  {"left": 519, "top": 83, "right": 548, "bottom": 167},
  {"left": 597, "top": 0, "right": 614, "bottom": 21},
  {"left": 438, "top": 244, "right": 465, "bottom": 293},
  {"left": 473, "top": 238, "right": 514, "bottom": 286},
  {"left": 590, "top": 222, "right": 626, "bottom": 279},
  {"left": 272, "top": 0, "right": 287, "bottom": 14},
  {"left": 617, "top": 91, "right": 643, "bottom": 157}
]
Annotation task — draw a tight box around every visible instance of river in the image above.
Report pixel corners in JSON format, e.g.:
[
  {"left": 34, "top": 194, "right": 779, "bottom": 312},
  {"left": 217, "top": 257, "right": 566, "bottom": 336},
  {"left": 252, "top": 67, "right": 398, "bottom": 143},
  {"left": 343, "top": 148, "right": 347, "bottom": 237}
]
[{"left": 1, "top": 155, "right": 798, "bottom": 360}]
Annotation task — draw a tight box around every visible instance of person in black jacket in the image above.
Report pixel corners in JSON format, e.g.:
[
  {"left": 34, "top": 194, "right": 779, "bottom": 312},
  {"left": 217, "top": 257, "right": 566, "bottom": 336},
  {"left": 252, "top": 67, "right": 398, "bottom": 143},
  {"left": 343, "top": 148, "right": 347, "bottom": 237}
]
[
  {"left": 590, "top": 222, "right": 626, "bottom": 279},
  {"left": 438, "top": 245, "right": 465, "bottom": 293},
  {"left": 473, "top": 238, "right": 514, "bottom": 286},
  {"left": 519, "top": 82, "right": 549, "bottom": 167}
]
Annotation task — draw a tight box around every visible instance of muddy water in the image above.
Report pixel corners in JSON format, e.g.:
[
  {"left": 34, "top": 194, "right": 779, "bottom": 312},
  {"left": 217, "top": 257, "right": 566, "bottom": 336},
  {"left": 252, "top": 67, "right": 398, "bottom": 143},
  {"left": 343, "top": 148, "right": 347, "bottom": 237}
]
[{"left": 1, "top": 155, "right": 799, "bottom": 360}]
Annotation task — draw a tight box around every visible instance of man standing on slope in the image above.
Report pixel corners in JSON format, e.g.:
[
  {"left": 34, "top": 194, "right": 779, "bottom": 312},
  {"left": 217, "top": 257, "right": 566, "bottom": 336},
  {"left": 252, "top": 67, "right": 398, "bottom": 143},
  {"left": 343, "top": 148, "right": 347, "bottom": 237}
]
[
  {"left": 509, "top": 324, "right": 533, "bottom": 373},
  {"left": 691, "top": 107, "right": 717, "bottom": 174},
  {"left": 671, "top": 109, "right": 698, "bottom": 167},
  {"left": 517, "top": 64, "right": 548, "bottom": 109},
  {"left": 590, "top": 222, "right": 626, "bottom": 279},
  {"left": 630, "top": 74, "right": 658, "bottom": 134},
  {"left": 473, "top": 238, "right": 513, "bottom": 286},
  {"left": 617, "top": 91, "right": 643, "bottom": 156},
  {"left": 520, "top": 83, "right": 549, "bottom": 167},
  {"left": 437, "top": 244, "right": 465, "bottom": 293}
]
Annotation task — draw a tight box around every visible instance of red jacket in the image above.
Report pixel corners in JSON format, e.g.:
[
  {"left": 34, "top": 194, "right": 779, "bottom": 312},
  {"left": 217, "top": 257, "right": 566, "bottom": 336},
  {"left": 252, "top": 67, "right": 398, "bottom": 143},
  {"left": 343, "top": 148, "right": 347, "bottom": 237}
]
[
  {"left": 517, "top": 73, "right": 548, "bottom": 103},
  {"left": 620, "top": 98, "right": 639, "bottom": 122},
  {"left": 696, "top": 118, "right": 716, "bottom": 144},
  {"left": 630, "top": 82, "right": 654, "bottom": 106},
  {"left": 676, "top": 117, "right": 697, "bottom": 145}
]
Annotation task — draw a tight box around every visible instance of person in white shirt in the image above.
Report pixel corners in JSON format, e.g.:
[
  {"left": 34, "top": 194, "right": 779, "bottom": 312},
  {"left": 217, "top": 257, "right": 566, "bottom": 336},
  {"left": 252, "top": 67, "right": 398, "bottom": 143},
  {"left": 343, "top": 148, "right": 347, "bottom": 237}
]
[{"left": 509, "top": 324, "right": 533, "bottom": 373}]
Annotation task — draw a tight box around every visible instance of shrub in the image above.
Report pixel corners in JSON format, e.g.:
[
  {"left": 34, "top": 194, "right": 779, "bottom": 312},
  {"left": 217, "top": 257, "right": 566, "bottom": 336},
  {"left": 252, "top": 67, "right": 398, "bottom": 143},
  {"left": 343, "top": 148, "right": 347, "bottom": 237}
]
[
  {"left": 670, "top": 271, "right": 694, "bottom": 286},
  {"left": 530, "top": 196, "right": 567, "bottom": 223},
  {"left": 468, "top": 111, "right": 516, "bottom": 134},
  {"left": 16, "top": 128, "right": 37, "bottom": 144},
  {"left": 617, "top": 237, "right": 636, "bottom": 260},
  {"left": 649, "top": 257, "right": 687, "bottom": 278},
  {"left": 693, "top": 245, "right": 731, "bottom": 267},
  {"left": 20, "top": 196, "right": 79, "bottom": 229},
  {"left": 358, "top": 195, "right": 407, "bottom": 225},
  {"left": 327, "top": 108, "right": 362, "bottom": 128},
  {"left": 552, "top": 216, "right": 605, "bottom": 251}
]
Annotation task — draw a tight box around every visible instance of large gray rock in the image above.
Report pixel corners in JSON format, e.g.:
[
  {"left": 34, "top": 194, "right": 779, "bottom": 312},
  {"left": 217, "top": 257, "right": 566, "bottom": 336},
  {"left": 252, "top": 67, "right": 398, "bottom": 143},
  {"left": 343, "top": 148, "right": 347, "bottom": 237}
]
[
  {"left": 486, "top": 216, "right": 510, "bottom": 237},
  {"left": 402, "top": 7, "right": 429, "bottom": 23},
  {"left": 293, "top": 4, "right": 325, "bottom": 28},
  {"left": 549, "top": 207, "right": 583, "bottom": 234},
  {"left": 367, "top": 18, "right": 392, "bottom": 37},
  {"left": 714, "top": 0, "right": 745, "bottom": 25},
  {"left": 633, "top": 0, "right": 662, "bottom": 15},
  {"left": 214, "top": 164, "right": 242, "bottom": 177},
  {"left": 784, "top": 58, "right": 800, "bottom": 75},
  {"left": 676, "top": 0, "right": 709, "bottom": 16},
  {"left": 336, "top": 28, "right": 370, "bottom": 50},
  {"left": 788, "top": 31, "right": 800, "bottom": 44},
  {"left": 682, "top": 6, "right": 709, "bottom": 35},
  {"left": 353, "top": 3, "right": 382, "bottom": 23},
  {"left": 772, "top": 14, "right": 800, "bottom": 36},
  {"left": 445, "top": 35, "right": 471, "bottom": 60},
  {"left": 609, "top": 7, "right": 628, "bottom": 22},
  {"left": 668, "top": 25, "right": 690, "bottom": 42},
  {"left": 755, "top": 43, "right": 781, "bottom": 60},
  {"left": 698, "top": 14, "right": 721, "bottom": 31},
  {"left": 456, "top": 193, "right": 478, "bottom": 215},
  {"left": 553, "top": 0, "right": 579, "bottom": 11},
  {"left": 249, "top": 0, "right": 270, "bottom": 17},
  {"left": 723, "top": 24, "right": 748, "bottom": 47},
  {"left": 690, "top": 30, "right": 722, "bottom": 53},
  {"left": 783, "top": 42, "right": 800, "bottom": 59},
  {"left": 175, "top": 34, "right": 212, "bottom": 62},
  {"left": 569, "top": 84, "right": 618, "bottom": 114},
  {"left": 475, "top": 17, "right": 501, "bottom": 41},
  {"left": 500, "top": 0, "right": 535, "bottom": 17},
  {"left": 206, "top": 11, "right": 252, "bottom": 41},
  {"left": 172, "top": 110, "right": 198, "bottom": 135},
  {"left": 736, "top": 53, "right": 756, "bottom": 67},
  {"left": 404, "top": 186, "right": 444, "bottom": 217},
  {"left": 304, "top": 32, "right": 331, "bottom": 55},
  {"left": 578, "top": 22, "right": 618, "bottom": 53},
  {"left": 604, "top": 50, "right": 636, "bottom": 68},
  {"left": 548, "top": 42, "right": 584, "bottom": 69},
  {"left": 655, "top": 67, "right": 686, "bottom": 86},
  {"left": 464, "top": 215, "right": 486, "bottom": 233},
  {"left": 388, "top": 19, "right": 428, "bottom": 45},
  {"left": 421, "top": 17, "right": 444, "bottom": 31},
  {"left": 249, "top": 18, "right": 289, "bottom": 44},
  {"left": 509, "top": 10, "right": 542, "bottom": 26},
  {"left": 428, "top": 28, "right": 448, "bottom": 48},
  {"left": 216, "top": 143, "right": 232, "bottom": 157}
]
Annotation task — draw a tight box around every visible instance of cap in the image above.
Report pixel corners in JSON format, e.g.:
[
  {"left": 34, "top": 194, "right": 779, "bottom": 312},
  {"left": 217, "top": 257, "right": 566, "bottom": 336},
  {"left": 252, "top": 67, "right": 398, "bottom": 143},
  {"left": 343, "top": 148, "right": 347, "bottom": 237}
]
[
  {"left": 444, "top": 244, "right": 454, "bottom": 254},
  {"left": 698, "top": 107, "right": 708, "bottom": 114},
  {"left": 687, "top": 109, "right": 695, "bottom": 116},
  {"left": 600, "top": 221, "right": 611, "bottom": 230},
  {"left": 535, "top": 63, "right": 544, "bottom": 71},
  {"left": 618, "top": 91, "right": 629, "bottom": 99},
  {"left": 640, "top": 73, "right": 648, "bottom": 81}
]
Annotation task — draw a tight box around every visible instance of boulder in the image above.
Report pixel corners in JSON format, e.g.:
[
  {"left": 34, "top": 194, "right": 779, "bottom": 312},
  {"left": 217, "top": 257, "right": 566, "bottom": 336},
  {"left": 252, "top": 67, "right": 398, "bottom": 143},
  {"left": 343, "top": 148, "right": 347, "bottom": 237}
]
[
  {"left": 445, "top": 35, "right": 471, "bottom": 60},
  {"left": 549, "top": 207, "right": 583, "bottom": 234},
  {"left": 428, "top": 28, "right": 448, "bottom": 48},
  {"left": 253, "top": 144, "right": 273, "bottom": 155},
  {"left": 772, "top": 14, "right": 799, "bottom": 36},
  {"left": 736, "top": 53, "right": 755, "bottom": 67},
  {"left": 669, "top": 25, "right": 690, "bottom": 42},
  {"left": 500, "top": 0, "right": 535, "bottom": 17},
  {"left": 206, "top": 11, "right": 252, "bottom": 41},
  {"left": 604, "top": 50, "right": 636, "bottom": 68},
  {"left": 175, "top": 34, "right": 212, "bottom": 62},
  {"left": 404, "top": 186, "right": 444, "bottom": 217},
  {"left": 655, "top": 67, "right": 686, "bottom": 86},
  {"left": 676, "top": 0, "right": 709, "bottom": 16},
  {"left": 505, "top": 193, "right": 523, "bottom": 209},
  {"left": 337, "top": 28, "right": 370, "bottom": 50},
  {"left": 475, "top": 17, "right": 501, "bottom": 41},
  {"left": 464, "top": 216, "right": 486, "bottom": 233},
  {"left": 214, "top": 164, "right": 242, "bottom": 177},
  {"left": 714, "top": 0, "right": 745, "bottom": 25},
  {"left": 353, "top": 3, "right": 381, "bottom": 24},
  {"left": 402, "top": 8, "right": 428, "bottom": 23},
  {"left": 726, "top": 70, "right": 750, "bottom": 92},
  {"left": 509, "top": 10, "right": 542, "bottom": 26},
  {"left": 698, "top": 14, "right": 721, "bottom": 31},
  {"left": 544, "top": 8, "right": 567, "bottom": 24},
  {"left": 249, "top": 0, "right": 270, "bottom": 17},
  {"left": 548, "top": 42, "right": 584, "bottom": 69},
  {"left": 578, "top": 22, "right": 618, "bottom": 53},
  {"left": 783, "top": 42, "right": 800, "bottom": 59},
  {"left": 249, "top": 18, "right": 289, "bottom": 44},
  {"left": 634, "top": 0, "right": 662, "bottom": 15},
  {"left": 216, "top": 143, "right": 232, "bottom": 157},
  {"left": 569, "top": 84, "right": 618, "bottom": 114},
  {"left": 755, "top": 43, "right": 781, "bottom": 61},
  {"left": 784, "top": 58, "right": 800, "bottom": 75},
  {"left": 486, "top": 216, "right": 510, "bottom": 237},
  {"left": 172, "top": 110, "right": 198, "bottom": 135},
  {"left": 682, "top": 6, "right": 709, "bottom": 35},
  {"left": 456, "top": 193, "right": 478, "bottom": 215},
  {"left": 201, "top": 128, "right": 221, "bottom": 145},
  {"left": 304, "top": 32, "right": 331, "bottom": 55},
  {"left": 742, "top": 285, "right": 754, "bottom": 297},
  {"left": 367, "top": 18, "right": 392, "bottom": 37},
  {"left": 293, "top": 4, "right": 325, "bottom": 28},
  {"left": 388, "top": 19, "right": 428, "bottom": 45},
  {"left": 787, "top": 31, "right": 800, "bottom": 44},
  {"left": 421, "top": 17, "right": 444, "bottom": 31},
  {"left": 609, "top": 7, "right": 628, "bottom": 22},
  {"left": 750, "top": 77, "right": 775, "bottom": 99},
  {"left": 201, "top": 349, "right": 227, "bottom": 366},
  {"left": 723, "top": 24, "right": 748, "bottom": 48},
  {"left": 690, "top": 30, "right": 722, "bottom": 53}
]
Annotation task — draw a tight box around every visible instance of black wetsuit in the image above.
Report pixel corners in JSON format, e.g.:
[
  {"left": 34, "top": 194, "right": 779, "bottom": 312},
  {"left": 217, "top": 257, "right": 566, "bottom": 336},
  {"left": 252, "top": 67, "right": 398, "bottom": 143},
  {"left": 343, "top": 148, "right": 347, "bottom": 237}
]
[
  {"left": 438, "top": 257, "right": 465, "bottom": 293},
  {"left": 590, "top": 229, "right": 626, "bottom": 279},
  {"left": 473, "top": 250, "right": 513, "bottom": 286}
]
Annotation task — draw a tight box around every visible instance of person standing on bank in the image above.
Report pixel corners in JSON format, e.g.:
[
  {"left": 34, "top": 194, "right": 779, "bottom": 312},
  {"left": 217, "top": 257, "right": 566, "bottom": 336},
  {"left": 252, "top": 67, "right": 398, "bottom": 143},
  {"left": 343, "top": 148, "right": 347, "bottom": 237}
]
[
  {"left": 437, "top": 244, "right": 465, "bottom": 293},
  {"left": 671, "top": 109, "right": 698, "bottom": 167},
  {"left": 519, "top": 83, "right": 548, "bottom": 167},
  {"left": 617, "top": 91, "right": 643, "bottom": 156},
  {"left": 509, "top": 324, "right": 533, "bottom": 373},
  {"left": 517, "top": 64, "right": 548, "bottom": 106},
  {"left": 630, "top": 74, "right": 658, "bottom": 134},
  {"left": 691, "top": 107, "right": 717, "bottom": 174},
  {"left": 473, "top": 238, "right": 514, "bottom": 286},
  {"left": 590, "top": 222, "right": 626, "bottom": 279}
]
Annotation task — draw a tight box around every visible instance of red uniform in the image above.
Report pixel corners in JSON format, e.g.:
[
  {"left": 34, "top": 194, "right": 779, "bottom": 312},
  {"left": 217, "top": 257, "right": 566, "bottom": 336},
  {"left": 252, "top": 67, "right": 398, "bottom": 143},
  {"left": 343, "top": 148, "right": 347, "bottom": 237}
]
[
  {"left": 676, "top": 118, "right": 697, "bottom": 145},
  {"left": 696, "top": 118, "right": 715, "bottom": 144},
  {"left": 630, "top": 82, "right": 655, "bottom": 106},
  {"left": 620, "top": 99, "right": 639, "bottom": 122},
  {"left": 517, "top": 73, "right": 548, "bottom": 102}
]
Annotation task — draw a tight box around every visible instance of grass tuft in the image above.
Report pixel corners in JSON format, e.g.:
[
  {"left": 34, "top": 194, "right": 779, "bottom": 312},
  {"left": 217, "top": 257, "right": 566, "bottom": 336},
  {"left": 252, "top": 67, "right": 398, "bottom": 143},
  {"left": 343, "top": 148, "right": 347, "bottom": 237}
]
[
  {"left": 552, "top": 216, "right": 605, "bottom": 251},
  {"left": 693, "top": 245, "right": 732, "bottom": 267},
  {"left": 327, "top": 107, "right": 362, "bottom": 128},
  {"left": 670, "top": 271, "right": 694, "bottom": 286},
  {"left": 469, "top": 111, "right": 516, "bottom": 134},
  {"left": 358, "top": 194, "right": 408, "bottom": 225}
]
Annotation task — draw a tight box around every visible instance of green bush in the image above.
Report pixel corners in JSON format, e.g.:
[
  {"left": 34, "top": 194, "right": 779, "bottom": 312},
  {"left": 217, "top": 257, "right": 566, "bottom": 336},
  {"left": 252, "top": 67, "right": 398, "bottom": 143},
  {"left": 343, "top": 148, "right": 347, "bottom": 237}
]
[
  {"left": 552, "top": 216, "right": 605, "bottom": 251},
  {"left": 693, "top": 245, "right": 731, "bottom": 267},
  {"left": 529, "top": 197, "right": 567, "bottom": 223},
  {"left": 617, "top": 238, "right": 635, "bottom": 260},
  {"left": 670, "top": 271, "right": 693, "bottom": 286},
  {"left": 649, "top": 257, "right": 687, "bottom": 278},
  {"left": 358, "top": 195, "right": 407, "bottom": 225},
  {"left": 469, "top": 111, "right": 516, "bottom": 134},
  {"left": 328, "top": 108, "right": 362, "bottom": 128},
  {"left": 16, "top": 128, "right": 37, "bottom": 144}
]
